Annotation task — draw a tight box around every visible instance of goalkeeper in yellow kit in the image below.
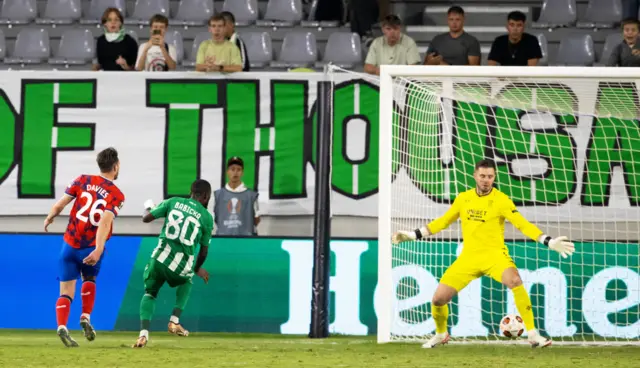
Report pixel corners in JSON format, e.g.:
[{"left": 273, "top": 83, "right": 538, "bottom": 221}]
[{"left": 392, "top": 159, "right": 575, "bottom": 349}]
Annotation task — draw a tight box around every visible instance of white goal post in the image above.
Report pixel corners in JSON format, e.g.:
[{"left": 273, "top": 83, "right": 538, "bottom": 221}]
[{"left": 377, "top": 65, "right": 640, "bottom": 345}]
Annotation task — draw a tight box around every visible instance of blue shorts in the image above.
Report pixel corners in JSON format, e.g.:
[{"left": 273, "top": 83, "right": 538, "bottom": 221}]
[{"left": 58, "top": 243, "right": 105, "bottom": 282}]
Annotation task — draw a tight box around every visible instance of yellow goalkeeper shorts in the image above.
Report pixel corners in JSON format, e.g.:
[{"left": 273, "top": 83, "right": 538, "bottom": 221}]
[{"left": 439, "top": 250, "right": 517, "bottom": 292}]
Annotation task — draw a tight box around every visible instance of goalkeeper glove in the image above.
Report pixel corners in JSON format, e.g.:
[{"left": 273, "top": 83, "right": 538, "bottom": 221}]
[
  {"left": 392, "top": 226, "right": 429, "bottom": 244},
  {"left": 542, "top": 235, "right": 575, "bottom": 259},
  {"left": 143, "top": 199, "right": 155, "bottom": 210}
]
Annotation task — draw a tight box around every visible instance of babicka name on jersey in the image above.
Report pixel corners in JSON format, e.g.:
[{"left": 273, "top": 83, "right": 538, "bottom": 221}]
[
  {"left": 174, "top": 202, "right": 202, "bottom": 220},
  {"left": 86, "top": 184, "right": 109, "bottom": 199},
  {"left": 466, "top": 209, "right": 487, "bottom": 222}
]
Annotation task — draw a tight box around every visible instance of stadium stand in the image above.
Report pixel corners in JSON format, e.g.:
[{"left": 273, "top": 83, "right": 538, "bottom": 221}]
[
  {"left": 48, "top": 28, "right": 94, "bottom": 65},
  {"left": 270, "top": 31, "right": 318, "bottom": 68},
  {"left": 171, "top": 0, "right": 213, "bottom": 26},
  {"left": 555, "top": 32, "right": 595, "bottom": 65},
  {"left": 0, "top": 0, "right": 625, "bottom": 70},
  {"left": 164, "top": 28, "right": 184, "bottom": 61},
  {"left": 37, "top": 0, "right": 82, "bottom": 24},
  {"left": 126, "top": 0, "right": 170, "bottom": 25},
  {"left": 222, "top": 0, "right": 258, "bottom": 26},
  {"left": 576, "top": 0, "right": 622, "bottom": 29},
  {"left": 241, "top": 30, "right": 272, "bottom": 68},
  {"left": 532, "top": 0, "right": 577, "bottom": 29},
  {"left": 256, "top": 0, "right": 303, "bottom": 27},
  {"left": 597, "top": 32, "right": 623, "bottom": 65},
  {"left": 80, "top": 0, "right": 126, "bottom": 24},
  {"left": 316, "top": 31, "right": 362, "bottom": 69}
]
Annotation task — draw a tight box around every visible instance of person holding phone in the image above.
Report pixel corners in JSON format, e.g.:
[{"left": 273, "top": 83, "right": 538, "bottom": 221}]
[
  {"left": 424, "top": 6, "right": 480, "bottom": 66},
  {"left": 136, "top": 14, "right": 177, "bottom": 71}
]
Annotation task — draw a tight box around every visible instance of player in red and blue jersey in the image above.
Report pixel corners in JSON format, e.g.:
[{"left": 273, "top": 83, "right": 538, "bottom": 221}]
[{"left": 44, "top": 147, "right": 125, "bottom": 347}]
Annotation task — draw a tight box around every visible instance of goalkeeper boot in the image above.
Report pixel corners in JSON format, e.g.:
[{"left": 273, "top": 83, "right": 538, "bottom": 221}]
[
  {"left": 80, "top": 316, "right": 96, "bottom": 342},
  {"left": 132, "top": 335, "right": 148, "bottom": 348},
  {"left": 57, "top": 326, "right": 79, "bottom": 348},
  {"left": 527, "top": 330, "right": 552, "bottom": 348},
  {"left": 421, "top": 333, "right": 450, "bottom": 349},
  {"left": 168, "top": 322, "right": 189, "bottom": 337}
]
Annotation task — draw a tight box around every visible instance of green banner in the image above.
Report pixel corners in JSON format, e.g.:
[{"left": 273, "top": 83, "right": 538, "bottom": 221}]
[
  {"left": 114, "top": 237, "right": 639, "bottom": 339},
  {"left": 0, "top": 73, "right": 637, "bottom": 220}
]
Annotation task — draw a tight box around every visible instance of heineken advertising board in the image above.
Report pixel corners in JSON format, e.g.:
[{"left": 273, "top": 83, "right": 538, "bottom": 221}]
[
  {"left": 0, "top": 72, "right": 637, "bottom": 221},
  {"left": 1, "top": 234, "right": 637, "bottom": 338}
]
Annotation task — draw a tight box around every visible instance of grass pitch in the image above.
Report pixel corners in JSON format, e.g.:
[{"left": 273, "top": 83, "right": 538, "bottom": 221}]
[{"left": 0, "top": 330, "right": 638, "bottom": 368}]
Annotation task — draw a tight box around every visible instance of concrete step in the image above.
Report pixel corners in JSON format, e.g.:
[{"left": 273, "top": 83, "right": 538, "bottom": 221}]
[
  {"left": 422, "top": 5, "right": 531, "bottom": 27},
  {"left": 406, "top": 26, "right": 617, "bottom": 44}
]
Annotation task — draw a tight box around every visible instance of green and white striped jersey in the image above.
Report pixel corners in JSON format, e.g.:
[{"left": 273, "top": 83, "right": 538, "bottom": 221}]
[{"left": 149, "top": 197, "right": 213, "bottom": 277}]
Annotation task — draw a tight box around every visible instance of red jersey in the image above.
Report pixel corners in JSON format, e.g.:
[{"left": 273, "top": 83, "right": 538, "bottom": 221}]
[{"left": 63, "top": 175, "right": 125, "bottom": 249}]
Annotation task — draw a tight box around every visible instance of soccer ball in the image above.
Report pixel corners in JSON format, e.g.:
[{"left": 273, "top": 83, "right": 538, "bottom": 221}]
[{"left": 499, "top": 314, "right": 525, "bottom": 338}]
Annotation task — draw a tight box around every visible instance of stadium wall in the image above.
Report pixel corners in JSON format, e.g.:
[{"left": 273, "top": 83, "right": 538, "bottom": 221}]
[{"left": 1, "top": 233, "right": 637, "bottom": 338}]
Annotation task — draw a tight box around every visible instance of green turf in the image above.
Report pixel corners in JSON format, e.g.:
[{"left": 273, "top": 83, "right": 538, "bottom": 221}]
[{"left": 0, "top": 330, "right": 639, "bottom": 368}]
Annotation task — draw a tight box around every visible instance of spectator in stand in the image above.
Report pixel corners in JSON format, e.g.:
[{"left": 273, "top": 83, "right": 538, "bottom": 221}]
[
  {"left": 364, "top": 15, "right": 421, "bottom": 76},
  {"left": 220, "top": 11, "right": 250, "bottom": 72},
  {"left": 424, "top": 6, "right": 480, "bottom": 66},
  {"left": 348, "top": 0, "right": 376, "bottom": 45},
  {"left": 607, "top": 18, "right": 640, "bottom": 67},
  {"left": 135, "top": 14, "right": 177, "bottom": 71},
  {"left": 347, "top": 0, "right": 390, "bottom": 46},
  {"left": 623, "top": 0, "right": 639, "bottom": 19},
  {"left": 195, "top": 14, "right": 243, "bottom": 73},
  {"left": 93, "top": 7, "right": 138, "bottom": 71},
  {"left": 488, "top": 11, "right": 542, "bottom": 66}
]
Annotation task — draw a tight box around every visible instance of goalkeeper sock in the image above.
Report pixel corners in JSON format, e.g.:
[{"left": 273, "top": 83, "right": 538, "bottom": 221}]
[
  {"left": 140, "top": 294, "right": 156, "bottom": 331},
  {"left": 512, "top": 284, "right": 536, "bottom": 331},
  {"left": 431, "top": 304, "right": 449, "bottom": 334},
  {"left": 56, "top": 295, "right": 72, "bottom": 328},
  {"left": 81, "top": 280, "right": 96, "bottom": 317},
  {"left": 175, "top": 282, "right": 192, "bottom": 311}
]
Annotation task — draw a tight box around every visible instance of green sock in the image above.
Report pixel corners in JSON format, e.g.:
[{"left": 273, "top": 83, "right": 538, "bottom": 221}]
[
  {"left": 140, "top": 294, "right": 156, "bottom": 330},
  {"left": 175, "top": 282, "right": 192, "bottom": 311}
]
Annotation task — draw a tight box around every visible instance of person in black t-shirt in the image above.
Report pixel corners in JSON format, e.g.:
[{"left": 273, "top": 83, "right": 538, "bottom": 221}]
[
  {"left": 488, "top": 11, "right": 542, "bottom": 66},
  {"left": 93, "top": 7, "right": 138, "bottom": 71}
]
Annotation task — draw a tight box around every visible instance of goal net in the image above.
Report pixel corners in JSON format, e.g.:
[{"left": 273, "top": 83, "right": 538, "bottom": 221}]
[{"left": 375, "top": 66, "right": 640, "bottom": 345}]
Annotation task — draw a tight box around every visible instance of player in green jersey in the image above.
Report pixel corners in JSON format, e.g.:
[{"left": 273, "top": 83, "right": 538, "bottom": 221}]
[{"left": 133, "top": 179, "right": 214, "bottom": 348}]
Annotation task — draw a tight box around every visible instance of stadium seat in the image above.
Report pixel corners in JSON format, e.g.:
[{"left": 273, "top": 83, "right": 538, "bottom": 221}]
[
  {"left": 597, "top": 33, "right": 623, "bottom": 66},
  {"left": 0, "top": 0, "right": 38, "bottom": 25},
  {"left": 126, "top": 0, "right": 170, "bottom": 25},
  {"left": 532, "top": 0, "right": 577, "bottom": 29},
  {"left": 555, "top": 34, "right": 595, "bottom": 66},
  {"left": 256, "top": 0, "right": 303, "bottom": 27},
  {"left": 165, "top": 30, "right": 184, "bottom": 63},
  {"left": 240, "top": 31, "right": 273, "bottom": 68},
  {"left": 126, "top": 29, "right": 139, "bottom": 43},
  {"left": 5, "top": 28, "right": 50, "bottom": 65},
  {"left": 316, "top": 32, "right": 361, "bottom": 69},
  {"left": 171, "top": 0, "right": 213, "bottom": 26},
  {"left": 536, "top": 33, "right": 549, "bottom": 66},
  {"left": 301, "top": 0, "right": 340, "bottom": 28},
  {"left": 577, "top": 0, "right": 622, "bottom": 29},
  {"left": 222, "top": 0, "right": 259, "bottom": 26},
  {"left": 81, "top": 0, "right": 126, "bottom": 24},
  {"left": 270, "top": 31, "right": 317, "bottom": 68},
  {"left": 0, "top": 29, "right": 6, "bottom": 61},
  {"left": 49, "top": 29, "right": 95, "bottom": 65},
  {"left": 36, "top": 0, "right": 82, "bottom": 25},
  {"left": 183, "top": 31, "right": 210, "bottom": 67}
]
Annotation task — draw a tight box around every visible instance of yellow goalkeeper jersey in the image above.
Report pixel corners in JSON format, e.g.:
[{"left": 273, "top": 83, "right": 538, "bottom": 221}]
[{"left": 427, "top": 188, "right": 544, "bottom": 253}]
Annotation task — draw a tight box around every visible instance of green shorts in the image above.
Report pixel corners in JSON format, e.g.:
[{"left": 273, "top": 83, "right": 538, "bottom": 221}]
[{"left": 143, "top": 259, "right": 192, "bottom": 296}]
